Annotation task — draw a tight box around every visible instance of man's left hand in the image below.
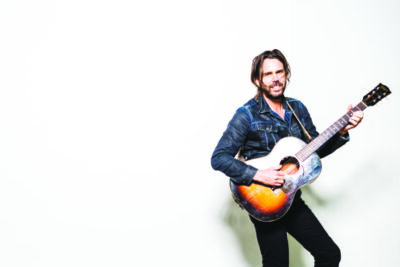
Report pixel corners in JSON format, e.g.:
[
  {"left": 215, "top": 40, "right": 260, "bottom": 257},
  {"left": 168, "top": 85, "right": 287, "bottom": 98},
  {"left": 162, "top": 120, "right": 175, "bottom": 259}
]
[{"left": 339, "top": 105, "right": 364, "bottom": 136}]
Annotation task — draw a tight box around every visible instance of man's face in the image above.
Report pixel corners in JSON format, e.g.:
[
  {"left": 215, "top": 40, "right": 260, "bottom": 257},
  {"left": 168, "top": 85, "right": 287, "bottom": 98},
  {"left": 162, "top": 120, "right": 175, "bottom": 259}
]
[{"left": 259, "top": 58, "right": 286, "bottom": 100}]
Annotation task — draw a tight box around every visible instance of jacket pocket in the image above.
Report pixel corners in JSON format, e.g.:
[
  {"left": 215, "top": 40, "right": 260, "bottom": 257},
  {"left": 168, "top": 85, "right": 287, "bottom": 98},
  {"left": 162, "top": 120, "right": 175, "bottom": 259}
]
[
  {"left": 254, "top": 122, "right": 279, "bottom": 151},
  {"left": 290, "top": 123, "right": 302, "bottom": 138}
]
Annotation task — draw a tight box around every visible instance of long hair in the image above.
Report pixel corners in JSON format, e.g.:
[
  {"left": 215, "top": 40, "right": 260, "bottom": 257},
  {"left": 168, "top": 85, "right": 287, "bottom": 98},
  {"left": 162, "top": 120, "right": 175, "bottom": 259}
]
[{"left": 250, "top": 49, "right": 291, "bottom": 99}]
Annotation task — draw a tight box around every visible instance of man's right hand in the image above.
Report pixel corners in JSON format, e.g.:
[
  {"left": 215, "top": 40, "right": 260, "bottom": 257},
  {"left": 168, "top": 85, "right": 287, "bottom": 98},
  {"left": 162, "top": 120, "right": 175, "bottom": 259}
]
[{"left": 252, "top": 165, "right": 285, "bottom": 186}]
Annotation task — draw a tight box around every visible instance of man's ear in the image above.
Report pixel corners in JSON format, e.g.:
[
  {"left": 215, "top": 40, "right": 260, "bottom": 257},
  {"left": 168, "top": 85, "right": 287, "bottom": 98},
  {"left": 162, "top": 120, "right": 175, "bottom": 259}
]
[{"left": 255, "top": 79, "right": 260, "bottom": 87}]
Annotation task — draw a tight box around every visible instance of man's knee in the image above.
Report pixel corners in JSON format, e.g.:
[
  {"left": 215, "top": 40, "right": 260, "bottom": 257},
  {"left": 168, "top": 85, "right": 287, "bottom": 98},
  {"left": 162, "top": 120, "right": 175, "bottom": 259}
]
[
  {"left": 315, "top": 244, "right": 341, "bottom": 267},
  {"left": 329, "top": 245, "right": 341, "bottom": 265}
]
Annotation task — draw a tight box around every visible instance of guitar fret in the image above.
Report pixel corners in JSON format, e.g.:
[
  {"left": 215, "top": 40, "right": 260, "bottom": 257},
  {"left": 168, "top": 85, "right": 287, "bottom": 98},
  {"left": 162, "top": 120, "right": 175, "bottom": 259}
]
[{"left": 295, "top": 100, "right": 368, "bottom": 161}]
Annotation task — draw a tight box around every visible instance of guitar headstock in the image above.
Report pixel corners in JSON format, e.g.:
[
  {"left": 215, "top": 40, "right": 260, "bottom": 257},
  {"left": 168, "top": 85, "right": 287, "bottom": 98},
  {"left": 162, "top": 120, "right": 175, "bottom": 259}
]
[{"left": 363, "top": 83, "right": 391, "bottom": 106}]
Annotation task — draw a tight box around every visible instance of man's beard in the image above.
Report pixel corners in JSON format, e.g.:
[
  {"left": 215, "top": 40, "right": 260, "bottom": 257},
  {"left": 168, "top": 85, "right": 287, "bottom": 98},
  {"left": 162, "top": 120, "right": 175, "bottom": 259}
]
[{"left": 260, "top": 82, "right": 286, "bottom": 100}]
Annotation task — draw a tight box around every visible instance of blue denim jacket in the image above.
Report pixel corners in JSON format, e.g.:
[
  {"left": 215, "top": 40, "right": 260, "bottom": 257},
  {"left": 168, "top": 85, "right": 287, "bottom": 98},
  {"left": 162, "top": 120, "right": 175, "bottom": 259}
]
[{"left": 211, "top": 95, "right": 349, "bottom": 185}]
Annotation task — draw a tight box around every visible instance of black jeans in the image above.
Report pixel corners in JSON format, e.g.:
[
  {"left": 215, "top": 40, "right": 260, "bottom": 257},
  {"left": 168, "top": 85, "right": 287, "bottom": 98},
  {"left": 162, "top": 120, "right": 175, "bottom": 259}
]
[{"left": 250, "top": 196, "right": 341, "bottom": 267}]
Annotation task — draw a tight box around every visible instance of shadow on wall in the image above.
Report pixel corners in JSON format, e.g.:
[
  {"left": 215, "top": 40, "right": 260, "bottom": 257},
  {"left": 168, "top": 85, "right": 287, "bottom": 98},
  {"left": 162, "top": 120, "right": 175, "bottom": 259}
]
[{"left": 223, "top": 186, "right": 329, "bottom": 267}]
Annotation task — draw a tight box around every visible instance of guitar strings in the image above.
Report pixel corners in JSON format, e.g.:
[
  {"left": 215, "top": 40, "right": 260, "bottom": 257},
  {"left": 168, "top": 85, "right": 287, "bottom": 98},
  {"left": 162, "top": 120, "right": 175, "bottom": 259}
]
[
  {"left": 277, "top": 101, "right": 367, "bottom": 168},
  {"left": 251, "top": 87, "right": 389, "bottom": 171}
]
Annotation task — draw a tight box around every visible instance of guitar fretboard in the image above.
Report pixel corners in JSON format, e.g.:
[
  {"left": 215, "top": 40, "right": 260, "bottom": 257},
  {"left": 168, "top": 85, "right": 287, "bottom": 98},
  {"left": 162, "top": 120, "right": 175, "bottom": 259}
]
[{"left": 295, "top": 101, "right": 368, "bottom": 162}]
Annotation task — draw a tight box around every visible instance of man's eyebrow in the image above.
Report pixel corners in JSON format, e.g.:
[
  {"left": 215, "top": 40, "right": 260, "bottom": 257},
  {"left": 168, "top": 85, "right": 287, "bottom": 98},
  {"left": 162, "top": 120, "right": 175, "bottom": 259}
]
[{"left": 262, "top": 69, "right": 284, "bottom": 75}]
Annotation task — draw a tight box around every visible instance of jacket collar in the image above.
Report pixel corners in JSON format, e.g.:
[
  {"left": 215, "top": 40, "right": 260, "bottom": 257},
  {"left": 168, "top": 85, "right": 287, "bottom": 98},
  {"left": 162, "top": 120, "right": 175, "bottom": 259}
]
[{"left": 256, "top": 94, "right": 291, "bottom": 114}]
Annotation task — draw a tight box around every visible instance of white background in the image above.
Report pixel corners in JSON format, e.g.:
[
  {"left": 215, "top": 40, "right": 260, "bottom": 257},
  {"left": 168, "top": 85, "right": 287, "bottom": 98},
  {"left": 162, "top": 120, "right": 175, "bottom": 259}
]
[{"left": 0, "top": 0, "right": 399, "bottom": 266}]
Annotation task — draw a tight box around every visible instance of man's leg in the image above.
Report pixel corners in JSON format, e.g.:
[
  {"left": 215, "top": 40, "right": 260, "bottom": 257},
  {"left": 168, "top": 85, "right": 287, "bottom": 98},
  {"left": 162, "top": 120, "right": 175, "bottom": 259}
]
[
  {"left": 286, "top": 198, "right": 341, "bottom": 267},
  {"left": 250, "top": 216, "right": 290, "bottom": 267}
]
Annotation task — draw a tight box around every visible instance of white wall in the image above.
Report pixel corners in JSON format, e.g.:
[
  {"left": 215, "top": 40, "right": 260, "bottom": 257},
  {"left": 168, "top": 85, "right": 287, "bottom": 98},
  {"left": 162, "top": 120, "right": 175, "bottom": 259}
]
[{"left": 0, "top": 0, "right": 398, "bottom": 266}]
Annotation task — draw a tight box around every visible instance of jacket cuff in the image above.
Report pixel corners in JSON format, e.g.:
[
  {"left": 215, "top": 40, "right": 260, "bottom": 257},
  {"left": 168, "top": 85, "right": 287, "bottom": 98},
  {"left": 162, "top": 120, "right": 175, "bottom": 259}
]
[
  {"left": 338, "top": 132, "right": 350, "bottom": 142},
  {"left": 240, "top": 165, "right": 258, "bottom": 186}
]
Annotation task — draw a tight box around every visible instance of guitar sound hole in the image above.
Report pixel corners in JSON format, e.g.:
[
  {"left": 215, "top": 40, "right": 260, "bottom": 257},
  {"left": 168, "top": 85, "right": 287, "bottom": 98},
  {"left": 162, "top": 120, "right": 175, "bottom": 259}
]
[{"left": 280, "top": 156, "right": 299, "bottom": 175}]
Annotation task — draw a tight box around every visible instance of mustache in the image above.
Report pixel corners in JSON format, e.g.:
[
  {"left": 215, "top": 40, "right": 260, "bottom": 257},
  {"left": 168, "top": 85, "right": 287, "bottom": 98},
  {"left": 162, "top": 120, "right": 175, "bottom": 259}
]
[
  {"left": 271, "top": 81, "right": 284, "bottom": 87},
  {"left": 259, "top": 81, "right": 284, "bottom": 90}
]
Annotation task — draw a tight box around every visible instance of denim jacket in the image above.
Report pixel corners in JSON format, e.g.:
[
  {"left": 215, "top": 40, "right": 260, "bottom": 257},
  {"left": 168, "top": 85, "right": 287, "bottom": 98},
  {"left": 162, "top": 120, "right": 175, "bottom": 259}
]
[{"left": 211, "top": 95, "right": 349, "bottom": 185}]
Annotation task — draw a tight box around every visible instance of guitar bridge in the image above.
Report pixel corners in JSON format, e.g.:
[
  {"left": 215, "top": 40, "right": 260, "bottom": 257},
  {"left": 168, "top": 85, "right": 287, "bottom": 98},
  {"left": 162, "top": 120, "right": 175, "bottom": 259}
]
[{"left": 279, "top": 156, "right": 301, "bottom": 193}]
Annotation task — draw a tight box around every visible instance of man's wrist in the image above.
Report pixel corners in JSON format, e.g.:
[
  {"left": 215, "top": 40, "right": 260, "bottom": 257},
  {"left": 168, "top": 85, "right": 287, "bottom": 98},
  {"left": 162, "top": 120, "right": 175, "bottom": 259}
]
[
  {"left": 338, "top": 129, "right": 347, "bottom": 136},
  {"left": 338, "top": 131, "right": 350, "bottom": 140}
]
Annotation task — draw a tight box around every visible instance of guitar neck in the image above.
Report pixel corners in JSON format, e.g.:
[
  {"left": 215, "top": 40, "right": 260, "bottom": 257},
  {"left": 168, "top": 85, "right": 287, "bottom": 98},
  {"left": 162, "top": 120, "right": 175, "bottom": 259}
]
[{"left": 295, "top": 101, "right": 368, "bottom": 162}]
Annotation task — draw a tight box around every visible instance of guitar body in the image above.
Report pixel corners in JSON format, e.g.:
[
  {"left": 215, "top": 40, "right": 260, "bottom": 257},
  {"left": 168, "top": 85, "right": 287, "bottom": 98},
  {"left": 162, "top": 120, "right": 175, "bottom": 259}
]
[{"left": 230, "top": 136, "right": 322, "bottom": 222}]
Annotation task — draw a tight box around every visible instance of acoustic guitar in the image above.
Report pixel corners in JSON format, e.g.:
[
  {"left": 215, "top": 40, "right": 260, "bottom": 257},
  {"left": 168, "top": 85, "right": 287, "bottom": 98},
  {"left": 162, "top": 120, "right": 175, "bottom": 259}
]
[{"left": 230, "top": 83, "right": 391, "bottom": 222}]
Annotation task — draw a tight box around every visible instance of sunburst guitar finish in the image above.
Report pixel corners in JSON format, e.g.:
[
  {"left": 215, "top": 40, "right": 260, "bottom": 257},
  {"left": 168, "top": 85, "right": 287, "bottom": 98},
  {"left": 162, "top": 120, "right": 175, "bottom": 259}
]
[{"left": 230, "top": 137, "right": 321, "bottom": 222}]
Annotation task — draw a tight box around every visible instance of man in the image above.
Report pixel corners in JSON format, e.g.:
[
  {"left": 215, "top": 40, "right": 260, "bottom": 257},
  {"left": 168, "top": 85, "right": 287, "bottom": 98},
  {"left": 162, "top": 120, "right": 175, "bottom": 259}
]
[{"left": 211, "top": 49, "right": 363, "bottom": 267}]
